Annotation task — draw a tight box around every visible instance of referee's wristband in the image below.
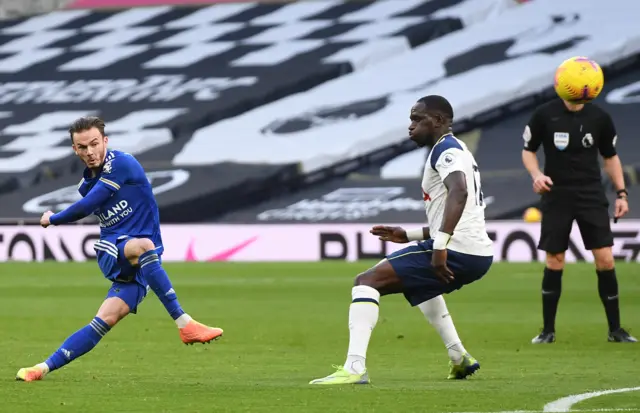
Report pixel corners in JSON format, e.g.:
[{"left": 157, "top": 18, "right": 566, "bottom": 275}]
[
  {"left": 617, "top": 189, "right": 628, "bottom": 199},
  {"left": 405, "top": 228, "right": 424, "bottom": 241},
  {"left": 433, "top": 231, "right": 452, "bottom": 250}
]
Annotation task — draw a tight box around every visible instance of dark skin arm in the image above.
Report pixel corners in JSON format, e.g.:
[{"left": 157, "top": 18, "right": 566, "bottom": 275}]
[
  {"left": 432, "top": 171, "right": 468, "bottom": 283},
  {"left": 370, "top": 226, "right": 429, "bottom": 243}
]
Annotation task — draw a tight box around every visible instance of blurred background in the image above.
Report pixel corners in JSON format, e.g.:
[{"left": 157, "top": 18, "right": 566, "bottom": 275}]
[{"left": 1, "top": 0, "right": 640, "bottom": 263}]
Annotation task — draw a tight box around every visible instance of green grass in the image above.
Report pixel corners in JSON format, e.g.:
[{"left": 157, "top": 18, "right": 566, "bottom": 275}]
[{"left": 0, "top": 262, "right": 639, "bottom": 412}]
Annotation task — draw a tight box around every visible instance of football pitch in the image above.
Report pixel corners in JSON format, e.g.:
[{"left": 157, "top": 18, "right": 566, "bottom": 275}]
[{"left": 1, "top": 262, "right": 638, "bottom": 413}]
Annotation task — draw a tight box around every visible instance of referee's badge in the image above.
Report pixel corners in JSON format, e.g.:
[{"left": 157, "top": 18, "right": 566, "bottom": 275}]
[{"left": 553, "top": 132, "right": 569, "bottom": 150}]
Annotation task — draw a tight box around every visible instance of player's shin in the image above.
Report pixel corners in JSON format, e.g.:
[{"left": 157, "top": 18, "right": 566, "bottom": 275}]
[
  {"left": 344, "top": 285, "right": 380, "bottom": 375},
  {"left": 542, "top": 268, "right": 563, "bottom": 332},
  {"left": 596, "top": 269, "right": 620, "bottom": 331},
  {"left": 43, "top": 317, "right": 111, "bottom": 374},
  {"left": 418, "top": 296, "right": 466, "bottom": 363},
  {"left": 138, "top": 250, "right": 190, "bottom": 325}
]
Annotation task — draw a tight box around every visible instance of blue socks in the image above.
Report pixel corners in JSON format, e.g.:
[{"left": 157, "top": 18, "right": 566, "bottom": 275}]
[
  {"left": 45, "top": 317, "right": 110, "bottom": 372},
  {"left": 139, "top": 250, "right": 185, "bottom": 320}
]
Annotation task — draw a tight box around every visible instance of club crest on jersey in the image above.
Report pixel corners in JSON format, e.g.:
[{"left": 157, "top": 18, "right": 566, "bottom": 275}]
[
  {"left": 103, "top": 160, "right": 113, "bottom": 174},
  {"left": 553, "top": 132, "right": 569, "bottom": 150}
]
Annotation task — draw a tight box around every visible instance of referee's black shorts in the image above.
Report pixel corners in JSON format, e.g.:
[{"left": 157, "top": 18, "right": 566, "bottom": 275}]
[{"left": 538, "top": 187, "right": 614, "bottom": 253}]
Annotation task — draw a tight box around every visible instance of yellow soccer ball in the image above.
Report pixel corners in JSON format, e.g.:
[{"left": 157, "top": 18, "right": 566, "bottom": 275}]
[{"left": 554, "top": 56, "right": 604, "bottom": 104}]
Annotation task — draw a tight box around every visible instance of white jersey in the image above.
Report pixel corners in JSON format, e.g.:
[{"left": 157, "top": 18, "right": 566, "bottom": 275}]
[{"left": 422, "top": 134, "right": 493, "bottom": 256}]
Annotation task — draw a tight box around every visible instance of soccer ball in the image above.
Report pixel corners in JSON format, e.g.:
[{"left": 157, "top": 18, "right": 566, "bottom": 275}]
[{"left": 554, "top": 56, "right": 604, "bottom": 104}]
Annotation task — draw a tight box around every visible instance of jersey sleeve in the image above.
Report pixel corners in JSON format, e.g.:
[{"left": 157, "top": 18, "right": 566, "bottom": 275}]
[
  {"left": 98, "top": 155, "right": 131, "bottom": 193},
  {"left": 433, "top": 147, "right": 465, "bottom": 181},
  {"left": 598, "top": 111, "right": 618, "bottom": 158},
  {"left": 522, "top": 109, "right": 544, "bottom": 152}
]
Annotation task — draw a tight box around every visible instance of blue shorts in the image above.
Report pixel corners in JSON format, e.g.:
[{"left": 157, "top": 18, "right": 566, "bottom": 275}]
[
  {"left": 387, "top": 239, "right": 493, "bottom": 306},
  {"left": 105, "top": 282, "right": 149, "bottom": 314},
  {"left": 95, "top": 237, "right": 151, "bottom": 314}
]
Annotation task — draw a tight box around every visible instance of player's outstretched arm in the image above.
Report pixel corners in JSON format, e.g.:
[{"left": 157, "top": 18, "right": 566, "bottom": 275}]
[
  {"left": 48, "top": 184, "right": 112, "bottom": 225},
  {"left": 370, "top": 225, "right": 429, "bottom": 243}
]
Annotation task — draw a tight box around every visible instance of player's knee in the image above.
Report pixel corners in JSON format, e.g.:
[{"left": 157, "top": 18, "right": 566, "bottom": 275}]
[
  {"left": 136, "top": 238, "right": 156, "bottom": 254},
  {"left": 353, "top": 264, "right": 398, "bottom": 294},
  {"left": 545, "top": 252, "right": 565, "bottom": 270},
  {"left": 592, "top": 247, "right": 615, "bottom": 271},
  {"left": 354, "top": 271, "right": 376, "bottom": 288},
  {"left": 124, "top": 238, "right": 156, "bottom": 262}
]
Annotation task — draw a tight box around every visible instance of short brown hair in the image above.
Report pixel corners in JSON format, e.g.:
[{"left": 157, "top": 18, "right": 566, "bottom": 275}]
[{"left": 69, "top": 116, "right": 105, "bottom": 143}]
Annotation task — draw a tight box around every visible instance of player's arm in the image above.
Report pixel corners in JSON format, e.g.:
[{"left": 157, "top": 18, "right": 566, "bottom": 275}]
[
  {"left": 49, "top": 184, "right": 113, "bottom": 225},
  {"left": 369, "top": 226, "right": 429, "bottom": 243},
  {"left": 521, "top": 110, "right": 545, "bottom": 180},
  {"left": 598, "top": 112, "right": 625, "bottom": 192},
  {"left": 521, "top": 109, "right": 553, "bottom": 193},
  {"left": 440, "top": 172, "right": 467, "bottom": 241},
  {"left": 434, "top": 149, "right": 468, "bottom": 249},
  {"left": 49, "top": 157, "right": 128, "bottom": 225}
]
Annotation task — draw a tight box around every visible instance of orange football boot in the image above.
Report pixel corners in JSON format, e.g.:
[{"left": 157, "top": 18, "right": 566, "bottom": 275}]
[
  {"left": 16, "top": 366, "right": 46, "bottom": 382},
  {"left": 179, "top": 320, "right": 223, "bottom": 345}
]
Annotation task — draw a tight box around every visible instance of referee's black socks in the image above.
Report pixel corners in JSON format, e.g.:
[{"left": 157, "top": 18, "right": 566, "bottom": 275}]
[
  {"left": 596, "top": 269, "right": 621, "bottom": 332},
  {"left": 541, "top": 268, "right": 563, "bottom": 333}
]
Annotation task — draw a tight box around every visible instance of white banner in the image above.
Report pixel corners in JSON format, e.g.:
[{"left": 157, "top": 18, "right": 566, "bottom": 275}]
[
  {"left": 174, "top": 0, "right": 640, "bottom": 173},
  {"left": 2, "top": 221, "right": 640, "bottom": 263}
]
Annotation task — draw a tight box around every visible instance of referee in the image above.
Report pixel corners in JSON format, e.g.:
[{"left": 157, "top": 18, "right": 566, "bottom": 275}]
[{"left": 521, "top": 92, "right": 637, "bottom": 344}]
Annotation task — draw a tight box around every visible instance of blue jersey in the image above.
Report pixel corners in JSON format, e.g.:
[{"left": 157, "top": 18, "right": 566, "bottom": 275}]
[{"left": 79, "top": 150, "right": 164, "bottom": 259}]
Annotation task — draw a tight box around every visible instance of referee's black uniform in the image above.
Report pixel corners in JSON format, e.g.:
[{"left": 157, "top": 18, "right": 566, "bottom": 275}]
[{"left": 522, "top": 98, "right": 636, "bottom": 343}]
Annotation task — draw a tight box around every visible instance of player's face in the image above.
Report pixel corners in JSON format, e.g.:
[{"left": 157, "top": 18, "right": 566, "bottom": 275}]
[
  {"left": 72, "top": 127, "right": 109, "bottom": 169},
  {"left": 408, "top": 102, "right": 437, "bottom": 147}
]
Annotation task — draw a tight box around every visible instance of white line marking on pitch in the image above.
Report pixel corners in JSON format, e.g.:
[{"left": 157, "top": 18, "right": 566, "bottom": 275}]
[
  {"left": 543, "top": 387, "right": 640, "bottom": 412},
  {"left": 452, "top": 409, "right": 636, "bottom": 413},
  {"left": 452, "top": 387, "right": 640, "bottom": 413}
]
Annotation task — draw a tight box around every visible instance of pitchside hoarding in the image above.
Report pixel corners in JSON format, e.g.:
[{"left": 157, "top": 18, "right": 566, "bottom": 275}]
[{"left": 1, "top": 222, "right": 640, "bottom": 263}]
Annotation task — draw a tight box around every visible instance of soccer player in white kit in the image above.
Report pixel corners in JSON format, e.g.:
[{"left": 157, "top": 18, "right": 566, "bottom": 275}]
[{"left": 310, "top": 95, "right": 494, "bottom": 385}]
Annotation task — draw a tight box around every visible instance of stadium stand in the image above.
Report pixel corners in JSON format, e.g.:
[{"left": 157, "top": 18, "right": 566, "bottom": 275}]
[
  {"left": 1, "top": 0, "right": 640, "bottom": 223},
  {"left": 0, "top": 0, "right": 517, "bottom": 222},
  {"left": 215, "top": 67, "right": 640, "bottom": 223},
  {"left": 0, "top": 0, "right": 70, "bottom": 19}
]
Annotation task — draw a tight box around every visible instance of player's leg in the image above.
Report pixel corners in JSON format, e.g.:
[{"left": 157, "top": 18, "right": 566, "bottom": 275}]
[
  {"left": 16, "top": 292, "right": 132, "bottom": 382},
  {"left": 576, "top": 200, "right": 637, "bottom": 343},
  {"left": 123, "top": 238, "right": 222, "bottom": 344},
  {"left": 532, "top": 193, "right": 573, "bottom": 344},
  {"left": 417, "top": 245, "right": 492, "bottom": 379},
  {"left": 417, "top": 295, "right": 472, "bottom": 374},
  {"left": 309, "top": 256, "right": 404, "bottom": 385}
]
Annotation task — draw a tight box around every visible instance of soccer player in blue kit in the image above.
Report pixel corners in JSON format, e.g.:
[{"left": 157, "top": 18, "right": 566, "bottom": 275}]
[{"left": 16, "top": 117, "right": 223, "bottom": 382}]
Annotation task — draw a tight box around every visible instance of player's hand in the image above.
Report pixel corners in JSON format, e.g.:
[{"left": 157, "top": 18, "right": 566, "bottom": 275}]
[
  {"left": 533, "top": 174, "right": 553, "bottom": 194},
  {"left": 614, "top": 197, "right": 629, "bottom": 220},
  {"left": 431, "top": 249, "right": 454, "bottom": 284},
  {"left": 40, "top": 211, "right": 54, "bottom": 228},
  {"left": 369, "top": 225, "right": 409, "bottom": 243}
]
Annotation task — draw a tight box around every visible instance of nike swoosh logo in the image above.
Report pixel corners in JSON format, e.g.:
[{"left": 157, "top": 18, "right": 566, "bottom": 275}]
[{"left": 184, "top": 236, "right": 258, "bottom": 262}]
